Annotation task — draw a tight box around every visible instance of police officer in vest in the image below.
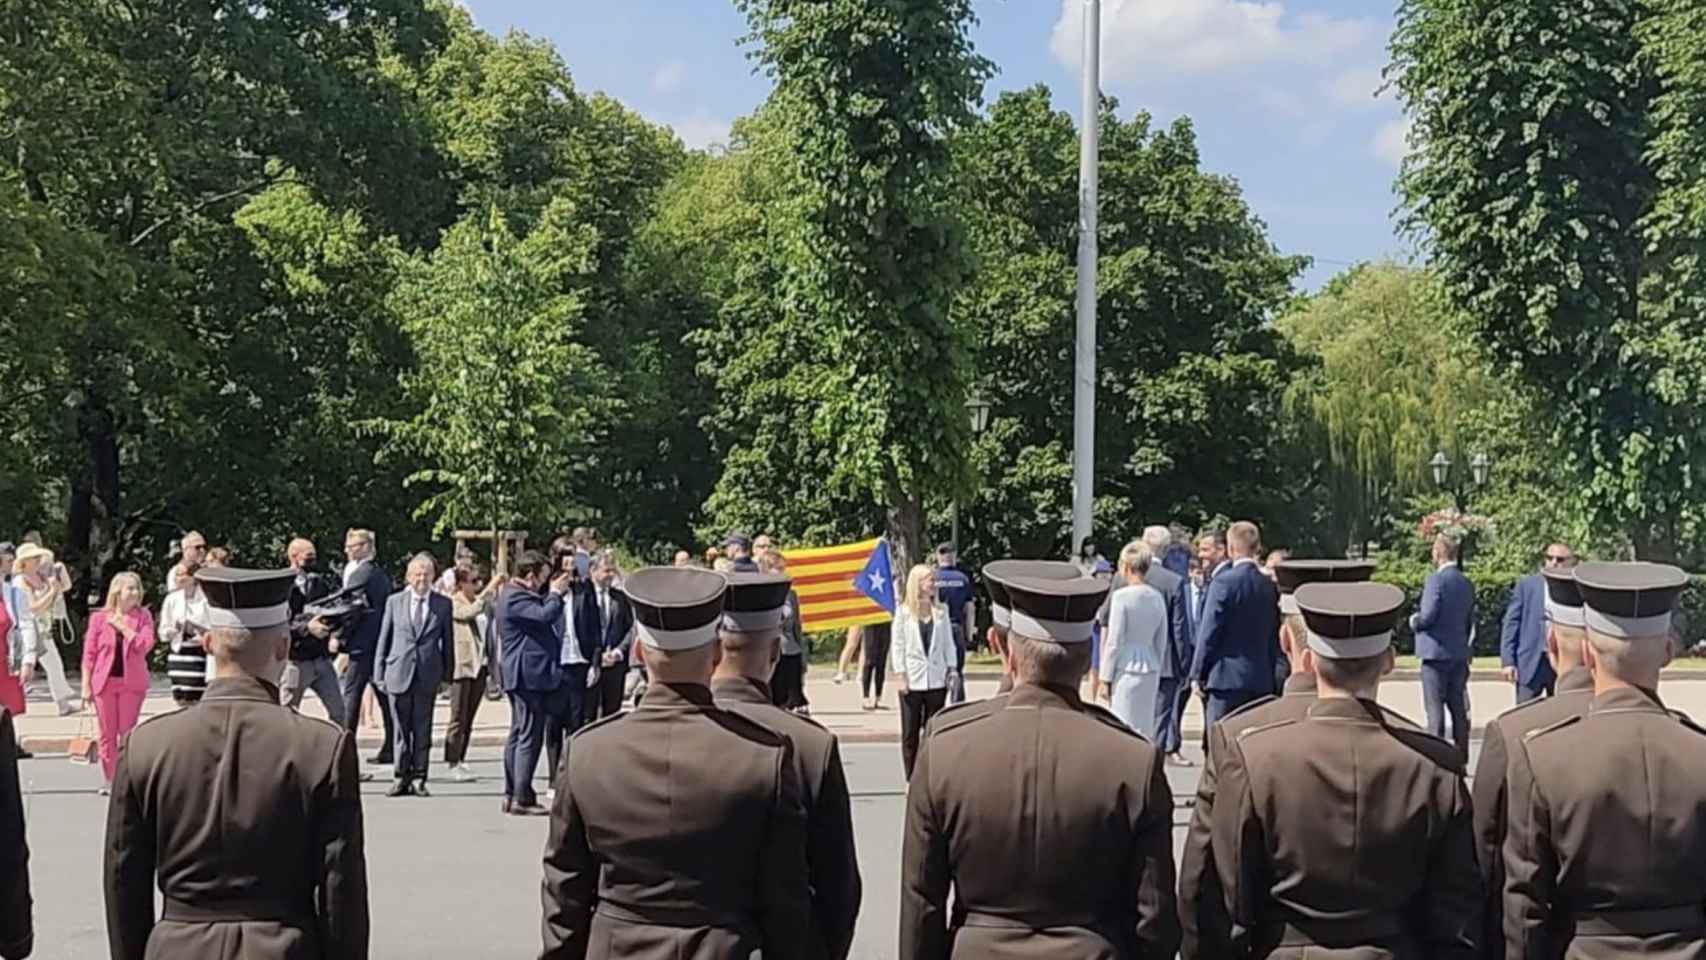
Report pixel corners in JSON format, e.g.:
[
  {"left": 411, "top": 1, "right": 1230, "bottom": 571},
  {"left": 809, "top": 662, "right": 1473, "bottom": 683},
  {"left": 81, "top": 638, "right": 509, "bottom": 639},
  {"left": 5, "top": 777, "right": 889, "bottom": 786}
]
[
  {"left": 1502, "top": 561, "right": 1706, "bottom": 959},
  {"left": 104, "top": 566, "right": 369, "bottom": 960},
  {"left": 1180, "top": 558, "right": 1378, "bottom": 959},
  {"left": 1470, "top": 566, "right": 1596, "bottom": 960},
  {"left": 541, "top": 567, "right": 821, "bottom": 960},
  {"left": 900, "top": 566, "right": 1178, "bottom": 959},
  {"left": 710, "top": 570, "right": 861, "bottom": 959},
  {"left": 1202, "top": 580, "right": 1480, "bottom": 958}
]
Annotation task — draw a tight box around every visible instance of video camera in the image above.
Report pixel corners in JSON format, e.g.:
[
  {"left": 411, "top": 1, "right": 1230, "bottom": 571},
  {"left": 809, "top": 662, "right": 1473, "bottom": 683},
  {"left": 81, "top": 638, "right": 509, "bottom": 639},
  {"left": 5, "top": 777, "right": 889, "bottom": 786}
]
[{"left": 292, "top": 583, "right": 370, "bottom": 634}]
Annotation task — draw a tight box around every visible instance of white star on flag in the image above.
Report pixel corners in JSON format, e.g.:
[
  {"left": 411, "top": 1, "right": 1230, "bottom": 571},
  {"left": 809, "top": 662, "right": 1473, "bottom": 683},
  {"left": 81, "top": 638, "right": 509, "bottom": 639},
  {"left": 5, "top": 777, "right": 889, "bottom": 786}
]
[{"left": 866, "top": 572, "right": 885, "bottom": 593}]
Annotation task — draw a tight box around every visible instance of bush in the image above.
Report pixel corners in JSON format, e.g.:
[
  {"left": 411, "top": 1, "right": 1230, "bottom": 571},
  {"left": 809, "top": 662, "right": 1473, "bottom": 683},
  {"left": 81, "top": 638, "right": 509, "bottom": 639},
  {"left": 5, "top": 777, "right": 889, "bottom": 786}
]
[{"left": 1372, "top": 563, "right": 1706, "bottom": 656}]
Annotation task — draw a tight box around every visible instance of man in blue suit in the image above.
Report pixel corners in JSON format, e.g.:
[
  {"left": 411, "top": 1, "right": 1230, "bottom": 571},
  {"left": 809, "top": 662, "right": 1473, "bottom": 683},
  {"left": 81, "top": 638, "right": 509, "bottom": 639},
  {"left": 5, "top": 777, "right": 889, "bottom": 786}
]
[
  {"left": 1189, "top": 521, "right": 1280, "bottom": 730},
  {"left": 1500, "top": 542, "right": 1574, "bottom": 703},
  {"left": 1410, "top": 534, "right": 1476, "bottom": 759},
  {"left": 494, "top": 550, "right": 573, "bottom": 816},
  {"left": 374, "top": 552, "right": 453, "bottom": 797}
]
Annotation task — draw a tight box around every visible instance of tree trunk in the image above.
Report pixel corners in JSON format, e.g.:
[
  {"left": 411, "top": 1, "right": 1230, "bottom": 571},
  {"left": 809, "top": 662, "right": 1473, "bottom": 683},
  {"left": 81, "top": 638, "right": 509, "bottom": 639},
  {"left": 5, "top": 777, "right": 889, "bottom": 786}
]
[
  {"left": 63, "top": 395, "right": 121, "bottom": 616},
  {"left": 884, "top": 479, "right": 925, "bottom": 579}
]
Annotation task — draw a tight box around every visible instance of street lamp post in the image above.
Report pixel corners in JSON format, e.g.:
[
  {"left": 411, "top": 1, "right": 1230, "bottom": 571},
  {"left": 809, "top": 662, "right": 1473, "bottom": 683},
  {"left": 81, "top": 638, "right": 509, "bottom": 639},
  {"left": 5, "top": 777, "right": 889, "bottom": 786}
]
[
  {"left": 1430, "top": 450, "right": 1492, "bottom": 565},
  {"left": 953, "top": 390, "right": 993, "bottom": 551}
]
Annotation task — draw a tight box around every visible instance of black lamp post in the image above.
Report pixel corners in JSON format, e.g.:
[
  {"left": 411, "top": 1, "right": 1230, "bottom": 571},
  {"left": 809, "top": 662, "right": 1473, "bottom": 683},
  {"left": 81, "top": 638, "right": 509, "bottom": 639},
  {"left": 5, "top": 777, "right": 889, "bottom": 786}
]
[
  {"left": 953, "top": 391, "right": 993, "bottom": 552},
  {"left": 1429, "top": 450, "right": 1492, "bottom": 564}
]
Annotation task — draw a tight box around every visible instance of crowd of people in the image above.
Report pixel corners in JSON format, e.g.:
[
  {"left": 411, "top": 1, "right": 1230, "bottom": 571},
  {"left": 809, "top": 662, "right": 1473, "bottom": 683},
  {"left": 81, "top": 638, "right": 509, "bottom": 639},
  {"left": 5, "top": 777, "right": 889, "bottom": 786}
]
[{"left": 0, "top": 517, "right": 1702, "bottom": 960}]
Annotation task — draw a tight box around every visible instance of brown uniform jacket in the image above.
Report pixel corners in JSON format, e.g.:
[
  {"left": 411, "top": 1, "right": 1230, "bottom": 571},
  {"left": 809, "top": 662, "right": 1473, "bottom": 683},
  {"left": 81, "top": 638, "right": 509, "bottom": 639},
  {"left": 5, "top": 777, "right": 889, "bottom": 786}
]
[
  {"left": 1180, "top": 672, "right": 1319, "bottom": 960},
  {"left": 899, "top": 682, "right": 1178, "bottom": 960},
  {"left": 0, "top": 710, "right": 31, "bottom": 960},
  {"left": 1209, "top": 695, "right": 1481, "bottom": 959},
  {"left": 540, "top": 681, "right": 821, "bottom": 960},
  {"left": 104, "top": 676, "right": 369, "bottom": 960},
  {"left": 712, "top": 675, "right": 862, "bottom": 960},
  {"left": 1471, "top": 666, "right": 1594, "bottom": 960},
  {"left": 1503, "top": 686, "right": 1706, "bottom": 960}
]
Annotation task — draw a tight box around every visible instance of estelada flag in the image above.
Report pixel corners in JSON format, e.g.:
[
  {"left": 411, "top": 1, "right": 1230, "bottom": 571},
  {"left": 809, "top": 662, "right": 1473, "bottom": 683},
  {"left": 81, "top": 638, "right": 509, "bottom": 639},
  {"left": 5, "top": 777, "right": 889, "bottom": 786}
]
[{"left": 790, "top": 537, "right": 895, "bottom": 633}]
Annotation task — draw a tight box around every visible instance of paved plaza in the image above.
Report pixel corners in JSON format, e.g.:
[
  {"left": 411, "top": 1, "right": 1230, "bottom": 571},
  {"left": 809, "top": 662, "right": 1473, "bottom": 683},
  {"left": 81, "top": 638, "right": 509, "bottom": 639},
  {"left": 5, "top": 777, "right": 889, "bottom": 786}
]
[{"left": 19, "top": 673, "right": 1706, "bottom": 957}]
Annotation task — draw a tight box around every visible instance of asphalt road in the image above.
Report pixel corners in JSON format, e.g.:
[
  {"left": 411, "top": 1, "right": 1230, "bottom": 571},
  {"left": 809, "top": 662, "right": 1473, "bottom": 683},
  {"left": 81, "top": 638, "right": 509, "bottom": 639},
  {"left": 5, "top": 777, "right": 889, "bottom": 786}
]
[{"left": 19, "top": 739, "right": 1486, "bottom": 959}]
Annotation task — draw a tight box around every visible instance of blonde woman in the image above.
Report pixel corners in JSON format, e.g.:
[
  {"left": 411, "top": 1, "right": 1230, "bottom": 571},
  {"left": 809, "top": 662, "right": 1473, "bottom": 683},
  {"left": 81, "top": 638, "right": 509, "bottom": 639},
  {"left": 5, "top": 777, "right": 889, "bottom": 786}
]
[
  {"left": 889, "top": 563, "right": 955, "bottom": 780},
  {"left": 12, "top": 543, "right": 78, "bottom": 714},
  {"left": 1096, "top": 542, "right": 1168, "bottom": 738},
  {"left": 82, "top": 572, "right": 156, "bottom": 787}
]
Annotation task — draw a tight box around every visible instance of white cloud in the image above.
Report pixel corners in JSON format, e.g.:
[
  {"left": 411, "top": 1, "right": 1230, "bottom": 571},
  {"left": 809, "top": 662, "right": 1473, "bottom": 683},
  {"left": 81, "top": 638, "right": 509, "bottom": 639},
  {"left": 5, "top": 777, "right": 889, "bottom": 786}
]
[
  {"left": 1325, "top": 66, "right": 1385, "bottom": 109},
  {"left": 653, "top": 60, "right": 687, "bottom": 95},
  {"left": 1052, "top": 0, "right": 1382, "bottom": 80},
  {"left": 1371, "top": 116, "right": 1412, "bottom": 167},
  {"left": 670, "top": 116, "right": 733, "bottom": 152}
]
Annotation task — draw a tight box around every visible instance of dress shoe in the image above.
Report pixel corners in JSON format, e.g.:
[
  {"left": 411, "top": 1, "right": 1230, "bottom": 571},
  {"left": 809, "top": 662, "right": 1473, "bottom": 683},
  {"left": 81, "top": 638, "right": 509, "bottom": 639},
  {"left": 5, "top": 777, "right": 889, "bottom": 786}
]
[
  {"left": 386, "top": 780, "right": 413, "bottom": 798},
  {"left": 506, "top": 802, "right": 550, "bottom": 817}
]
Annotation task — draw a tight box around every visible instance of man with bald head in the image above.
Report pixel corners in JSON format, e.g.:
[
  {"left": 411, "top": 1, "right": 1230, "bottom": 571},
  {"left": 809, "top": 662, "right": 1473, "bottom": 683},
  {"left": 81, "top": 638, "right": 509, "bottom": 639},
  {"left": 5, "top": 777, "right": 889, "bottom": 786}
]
[{"left": 280, "top": 538, "right": 344, "bottom": 719}]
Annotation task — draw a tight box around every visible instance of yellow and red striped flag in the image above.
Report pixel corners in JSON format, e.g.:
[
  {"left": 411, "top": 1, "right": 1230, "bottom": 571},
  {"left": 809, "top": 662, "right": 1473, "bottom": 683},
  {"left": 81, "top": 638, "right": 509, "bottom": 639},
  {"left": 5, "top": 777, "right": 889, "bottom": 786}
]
[{"left": 789, "top": 537, "right": 893, "bottom": 633}]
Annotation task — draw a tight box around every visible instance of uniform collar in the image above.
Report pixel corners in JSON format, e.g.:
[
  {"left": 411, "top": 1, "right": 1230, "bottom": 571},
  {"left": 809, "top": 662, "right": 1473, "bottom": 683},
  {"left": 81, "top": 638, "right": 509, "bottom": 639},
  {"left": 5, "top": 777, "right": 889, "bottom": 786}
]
[
  {"left": 1304, "top": 696, "right": 1383, "bottom": 723},
  {"left": 640, "top": 681, "right": 716, "bottom": 709},
  {"left": 201, "top": 676, "right": 282, "bottom": 704},
  {"left": 1282, "top": 673, "right": 1318, "bottom": 696},
  {"left": 1557, "top": 666, "right": 1594, "bottom": 693},
  {"left": 1589, "top": 685, "right": 1668, "bottom": 716},
  {"left": 1007, "top": 682, "right": 1084, "bottom": 710},
  {"left": 711, "top": 675, "right": 772, "bottom": 705}
]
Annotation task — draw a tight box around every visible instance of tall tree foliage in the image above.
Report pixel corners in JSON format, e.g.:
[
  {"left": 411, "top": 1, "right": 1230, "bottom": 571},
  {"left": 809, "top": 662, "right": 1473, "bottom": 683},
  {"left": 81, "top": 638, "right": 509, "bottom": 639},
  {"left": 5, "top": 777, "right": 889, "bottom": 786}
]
[
  {"left": 1391, "top": 0, "right": 1706, "bottom": 559},
  {"left": 952, "top": 89, "right": 1308, "bottom": 561},
  {"left": 728, "top": 0, "right": 991, "bottom": 567}
]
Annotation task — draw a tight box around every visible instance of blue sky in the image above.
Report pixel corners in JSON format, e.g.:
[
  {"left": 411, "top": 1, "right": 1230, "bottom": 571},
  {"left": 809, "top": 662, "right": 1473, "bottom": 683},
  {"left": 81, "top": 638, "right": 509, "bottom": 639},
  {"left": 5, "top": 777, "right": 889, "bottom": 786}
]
[{"left": 462, "top": 0, "right": 1413, "bottom": 290}]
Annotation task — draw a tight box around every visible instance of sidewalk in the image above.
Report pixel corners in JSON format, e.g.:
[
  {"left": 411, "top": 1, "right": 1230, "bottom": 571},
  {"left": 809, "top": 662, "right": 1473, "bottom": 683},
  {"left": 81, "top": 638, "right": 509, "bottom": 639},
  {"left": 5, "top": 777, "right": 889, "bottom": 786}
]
[{"left": 20, "top": 671, "right": 1706, "bottom": 753}]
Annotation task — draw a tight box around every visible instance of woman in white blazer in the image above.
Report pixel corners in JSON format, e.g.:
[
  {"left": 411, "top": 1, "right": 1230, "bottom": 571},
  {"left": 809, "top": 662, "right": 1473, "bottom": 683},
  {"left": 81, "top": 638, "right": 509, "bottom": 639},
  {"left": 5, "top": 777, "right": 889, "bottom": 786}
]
[
  {"left": 890, "top": 563, "right": 956, "bottom": 780},
  {"left": 1095, "top": 542, "right": 1168, "bottom": 739}
]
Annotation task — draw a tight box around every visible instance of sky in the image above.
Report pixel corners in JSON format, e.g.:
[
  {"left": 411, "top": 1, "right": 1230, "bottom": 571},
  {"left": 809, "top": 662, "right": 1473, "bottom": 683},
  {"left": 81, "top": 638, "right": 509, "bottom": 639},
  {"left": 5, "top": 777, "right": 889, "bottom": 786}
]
[{"left": 460, "top": 0, "right": 1415, "bottom": 290}]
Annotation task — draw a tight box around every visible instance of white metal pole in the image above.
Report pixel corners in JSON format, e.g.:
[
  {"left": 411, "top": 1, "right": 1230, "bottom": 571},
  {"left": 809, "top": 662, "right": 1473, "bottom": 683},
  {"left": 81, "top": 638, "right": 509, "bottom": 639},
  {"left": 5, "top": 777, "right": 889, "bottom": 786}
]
[{"left": 1072, "top": 0, "right": 1100, "bottom": 559}]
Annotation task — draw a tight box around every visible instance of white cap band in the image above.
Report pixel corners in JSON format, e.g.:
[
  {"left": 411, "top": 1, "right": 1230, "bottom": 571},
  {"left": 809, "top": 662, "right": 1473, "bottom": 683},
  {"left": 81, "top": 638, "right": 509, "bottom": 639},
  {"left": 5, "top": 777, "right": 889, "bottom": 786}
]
[
  {"left": 1009, "top": 610, "right": 1093, "bottom": 644},
  {"left": 204, "top": 604, "right": 289, "bottom": 631},
  {"left": 1306, "top": 628, "right": 1392, "bottom": 660},
  {"left": 1544, "top": 598, "right": 1586, "bottom": 628},
  {"left": 1279, "top": 594, "right": 1299, "bottom": 615},
  {"left": 991, "top": 604, "right": 1011, "bottom": 628},
  {"left": 1585, "top": 607, "right": 1671, "bottom": 639},
  {"left": 637, "top": 621, "right": 720, "bottom": 651}
]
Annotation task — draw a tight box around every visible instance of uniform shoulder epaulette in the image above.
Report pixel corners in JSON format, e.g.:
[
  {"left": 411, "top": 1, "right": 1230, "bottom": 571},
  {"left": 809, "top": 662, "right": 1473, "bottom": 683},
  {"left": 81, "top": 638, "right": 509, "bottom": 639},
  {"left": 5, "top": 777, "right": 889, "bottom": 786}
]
[
  {"left": 1522, "top": 713, "right": 1583, "bottom": 743},
  {"left": 925, "top": 698, "right": 1005, "bottom": 739},
  {"left": 127, "top": 709, "right": 183, "bottom": 737},
  {"left": 569, "top": 709, "right": 630, "bottom": 741},
  {"left": 709, "top": 707, "right": 791, "bottom": 748},
  {"left": 1224, "top": 694, "right": 1278, "bottom": 722},
  {"left": 1236, "top": 717, "right": 1300, "bottom": 741},
  {"left": 1377, "top": 705, "right": 1426, "bottom": 731},
  {"left": 1081, "top": 702, "right": 1151, "bottom": 742},
  {"left": 1384, "top": 724, "right": 1464, "bottom": 774},
  {"left": 1490, "top": 694, "right": 1554, "bottom": 724}
]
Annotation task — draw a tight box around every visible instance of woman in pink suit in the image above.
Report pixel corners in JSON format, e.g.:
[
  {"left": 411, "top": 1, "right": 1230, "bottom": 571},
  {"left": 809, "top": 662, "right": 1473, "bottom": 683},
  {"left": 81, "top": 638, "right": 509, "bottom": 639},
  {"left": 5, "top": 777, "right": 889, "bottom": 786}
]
[{"left": 81, "top": 572, "right": 155, "bottom": 785}]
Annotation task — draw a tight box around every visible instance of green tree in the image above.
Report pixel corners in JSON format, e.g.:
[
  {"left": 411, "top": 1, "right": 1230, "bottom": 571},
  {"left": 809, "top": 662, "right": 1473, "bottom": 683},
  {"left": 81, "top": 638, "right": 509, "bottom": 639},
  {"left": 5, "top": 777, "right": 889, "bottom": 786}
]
[
  {"left": 1390, "top": 0, "right": 1706, "bottom": 559},
  {"left": 726, "top": 0, "right": 992, "bottom": 567},
  {"left": 371, "top": 203, "right": 608, "bottom": 537},
  {"left": 951, "top": 88, "right": 1308, "bottom": 562}
]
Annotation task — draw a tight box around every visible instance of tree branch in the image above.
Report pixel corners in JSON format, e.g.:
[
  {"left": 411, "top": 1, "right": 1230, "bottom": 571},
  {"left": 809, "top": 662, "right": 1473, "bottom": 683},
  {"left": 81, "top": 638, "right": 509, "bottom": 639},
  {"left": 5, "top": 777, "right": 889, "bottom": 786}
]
[{"left": 128, "top": 172, "right": 295, "bottom": 248}]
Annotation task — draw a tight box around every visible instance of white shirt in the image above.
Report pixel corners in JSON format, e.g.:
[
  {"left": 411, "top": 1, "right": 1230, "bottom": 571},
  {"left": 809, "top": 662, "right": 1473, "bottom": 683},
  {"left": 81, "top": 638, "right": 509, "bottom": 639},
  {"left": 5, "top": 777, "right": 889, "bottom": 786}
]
[
  {"left": 561, "top": 598, "right": 588, "bottom": 666},
  {"left": 1, "top": 580, "right": 36, "bottom": 674},
  {"left": 408, "top": 589, "right": 430, "bottom": 629},
  {"left": 342, "top": 558, "right": 370, "bottom": 590}
]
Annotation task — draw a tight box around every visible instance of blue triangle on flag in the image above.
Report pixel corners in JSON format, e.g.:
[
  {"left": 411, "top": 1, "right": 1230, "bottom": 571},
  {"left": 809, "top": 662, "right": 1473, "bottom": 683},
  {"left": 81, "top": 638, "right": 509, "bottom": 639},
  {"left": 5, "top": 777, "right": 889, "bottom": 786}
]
[{"left": 854, "top": 539, "right": 895, "bottom": 615}]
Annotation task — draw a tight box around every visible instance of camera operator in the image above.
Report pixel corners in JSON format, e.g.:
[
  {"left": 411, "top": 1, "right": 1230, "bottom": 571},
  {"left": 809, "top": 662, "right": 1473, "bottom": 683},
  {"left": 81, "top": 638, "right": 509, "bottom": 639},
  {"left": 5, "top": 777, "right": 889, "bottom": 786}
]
[{"left": 280, "top": 538, "right": 346, "bottom": 720}]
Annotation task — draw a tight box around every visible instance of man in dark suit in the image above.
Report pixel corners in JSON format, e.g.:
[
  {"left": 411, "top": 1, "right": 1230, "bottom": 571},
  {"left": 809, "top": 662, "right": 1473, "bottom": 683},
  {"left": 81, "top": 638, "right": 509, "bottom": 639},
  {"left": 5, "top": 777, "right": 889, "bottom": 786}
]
[
  {"left": 495, "top": 551, "right": 573, "bottom": 816},
  {"left": 280, "top": 538, "right": 342, "bottom": 719},
  {"left": 579, "top": 554, "right": 635, "bottom": 720},
  {"left": 1141, "top": 526, "right": 1192, "bottom": 766},
  {"left": 1500, "top": 543, "right": 1574, "bottom": 703},
  {"left": 335, "top": 528, "right": 394, "bottom": 776},
  {"left": 0, "top": 709, "right": 30, "bottom": 960},
  {"left": 1188, "top": 521, "right": 1281, "bottom": 730},
  {"left": 374, "top": 553, "right": 453, "bottom": 797},
  {"left": 1411, "top": 534, "right": 1476, "bottom": 760}
]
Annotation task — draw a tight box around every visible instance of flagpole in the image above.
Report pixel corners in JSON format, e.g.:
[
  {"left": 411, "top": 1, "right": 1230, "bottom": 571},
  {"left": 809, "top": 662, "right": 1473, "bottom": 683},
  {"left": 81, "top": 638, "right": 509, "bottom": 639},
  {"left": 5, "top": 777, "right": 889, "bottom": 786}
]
[{"left": 1072, "top": 0, "right": 1100, "bottom": 559}]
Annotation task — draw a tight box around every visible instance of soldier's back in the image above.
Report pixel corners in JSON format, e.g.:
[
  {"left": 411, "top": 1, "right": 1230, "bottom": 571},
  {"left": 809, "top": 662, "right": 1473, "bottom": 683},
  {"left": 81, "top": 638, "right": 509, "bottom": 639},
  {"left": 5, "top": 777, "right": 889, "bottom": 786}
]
[
  {"left": 913, "top": 683, "right": 1175, "bottom": 959},
  {"left": 1507, "top": 688, "right": 1706, "bottom": 960},
  {"left": 107, "top": 676, "right": 365, "bottom": 960}
]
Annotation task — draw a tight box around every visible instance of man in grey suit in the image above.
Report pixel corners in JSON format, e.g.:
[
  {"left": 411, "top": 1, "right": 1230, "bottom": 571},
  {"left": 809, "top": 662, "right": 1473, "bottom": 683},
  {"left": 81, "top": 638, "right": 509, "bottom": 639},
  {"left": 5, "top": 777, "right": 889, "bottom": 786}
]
[
  {"left": 375, "top": 552, "right": 453, "bottom": 797},
  {"left": 1410, "top": 534, "right": 1476, "bottom": 761},
  {"left": 1140, "top": 526, "right": 1192, "bottom": 765}
]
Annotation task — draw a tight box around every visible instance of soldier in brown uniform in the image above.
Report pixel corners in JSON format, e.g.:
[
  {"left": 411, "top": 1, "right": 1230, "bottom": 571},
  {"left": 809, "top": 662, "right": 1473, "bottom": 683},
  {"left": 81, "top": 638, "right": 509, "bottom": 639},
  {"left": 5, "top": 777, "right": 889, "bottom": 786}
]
[
  {"left": 1471, "top": 567, "right": 1596, "bottom": 960},
  {"left": 540, "top": 567, "right": 821, "bottom": 960},
  {"left": 982, "top": 560, "right": 1080, "bottom": 696},
  {"left": 104, "top": 567, "right": 369, "bottom": 960},
  {"left": 0, "top": 709, "right": 30, "bottom": 960},
  {"left": 1205, "top": 581, "right": 1481, "bottom": 958},
  {"left": 711, "top": 571, "right": 861, "bottom": 959},
  {"left": 1180, "top": 559, "right": 1376, "bottom": 960},
  {"left": 900, "top": 567, "right": 1179, "bottom": 960},
  {"left": 1502, "top": 562, "right": 1706, "bottom": 960}
]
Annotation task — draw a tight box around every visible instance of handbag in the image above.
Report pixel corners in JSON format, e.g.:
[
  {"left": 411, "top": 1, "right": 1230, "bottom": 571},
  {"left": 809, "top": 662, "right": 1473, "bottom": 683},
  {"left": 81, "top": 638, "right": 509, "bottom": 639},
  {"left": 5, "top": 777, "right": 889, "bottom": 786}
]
[{"left": 67, "top": 716, "right": 97, "bottom": 765}]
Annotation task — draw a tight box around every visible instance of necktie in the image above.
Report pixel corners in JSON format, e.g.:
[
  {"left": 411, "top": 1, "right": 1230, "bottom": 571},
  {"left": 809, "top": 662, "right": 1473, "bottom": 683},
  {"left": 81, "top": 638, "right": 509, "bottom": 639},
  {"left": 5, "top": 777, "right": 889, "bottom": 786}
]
[
  {"left": 598, "top": 591, "right": 608, "bottom": 632},
  {"left": 412, "top": 596, "right": 424, "bottom": 631}
]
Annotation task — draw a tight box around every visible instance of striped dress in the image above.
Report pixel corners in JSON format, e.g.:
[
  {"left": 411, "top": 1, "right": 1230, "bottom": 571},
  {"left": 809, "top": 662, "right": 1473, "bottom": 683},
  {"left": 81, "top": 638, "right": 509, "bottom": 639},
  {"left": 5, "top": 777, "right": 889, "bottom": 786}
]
[{"left": 160, "top": 589, "right": 209, "bottom": 705}]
